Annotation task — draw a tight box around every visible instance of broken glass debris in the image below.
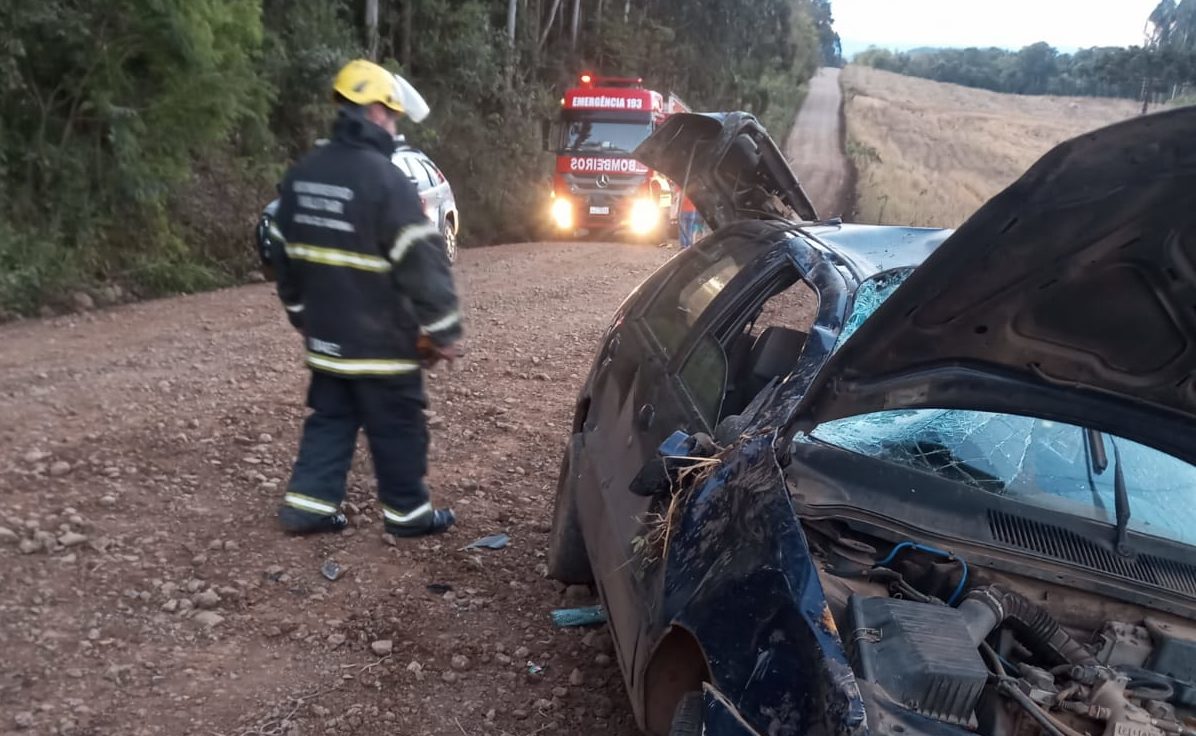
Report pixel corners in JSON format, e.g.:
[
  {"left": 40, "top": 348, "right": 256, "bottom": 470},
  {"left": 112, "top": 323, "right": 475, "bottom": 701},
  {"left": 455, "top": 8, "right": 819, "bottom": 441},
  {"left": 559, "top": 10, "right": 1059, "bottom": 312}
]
[
  {"left": 805, "top": 409, "right": 1196, "bottom": 545},
  {"left": 833, "top": 268, "right": 914, "bottom": 351}
]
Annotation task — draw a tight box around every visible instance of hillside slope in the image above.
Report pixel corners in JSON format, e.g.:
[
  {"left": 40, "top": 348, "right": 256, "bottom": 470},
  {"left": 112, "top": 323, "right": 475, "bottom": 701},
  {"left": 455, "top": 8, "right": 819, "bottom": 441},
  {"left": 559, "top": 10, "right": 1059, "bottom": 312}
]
[{"left": 843, "top": 66, "right": 1140, "bottom": 227}]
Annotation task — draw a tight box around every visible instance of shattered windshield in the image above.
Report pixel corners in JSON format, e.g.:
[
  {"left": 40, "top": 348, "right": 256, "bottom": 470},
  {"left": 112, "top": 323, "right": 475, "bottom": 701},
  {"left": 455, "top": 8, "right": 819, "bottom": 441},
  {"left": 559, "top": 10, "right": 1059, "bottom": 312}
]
[
  {"left": 809, "top": 410, "right": 1196, "bottom": 546},
  {"left": 806, "top": 268, "right": 1196, "bottom": 546},
  {"left": 834, "top": 268, "right": 913, "bottom": 351}
]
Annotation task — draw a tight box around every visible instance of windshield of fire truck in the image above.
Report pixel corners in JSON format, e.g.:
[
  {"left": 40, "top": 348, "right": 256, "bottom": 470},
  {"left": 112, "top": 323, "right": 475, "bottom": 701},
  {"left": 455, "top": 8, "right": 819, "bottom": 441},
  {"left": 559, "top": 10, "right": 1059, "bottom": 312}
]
[{"left": 561, "top": 119, "right": 653, "bottom": 155}]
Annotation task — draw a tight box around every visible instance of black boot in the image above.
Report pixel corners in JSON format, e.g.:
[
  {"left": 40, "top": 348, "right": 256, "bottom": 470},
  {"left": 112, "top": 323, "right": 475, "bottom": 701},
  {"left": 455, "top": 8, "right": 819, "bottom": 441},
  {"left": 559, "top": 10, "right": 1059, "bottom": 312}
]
[
  {"left": 278, "top": 506, "right": 348, "bottom": 535},
  {"left": 385, "top": 508, "right": 456, "bottom": 538}
]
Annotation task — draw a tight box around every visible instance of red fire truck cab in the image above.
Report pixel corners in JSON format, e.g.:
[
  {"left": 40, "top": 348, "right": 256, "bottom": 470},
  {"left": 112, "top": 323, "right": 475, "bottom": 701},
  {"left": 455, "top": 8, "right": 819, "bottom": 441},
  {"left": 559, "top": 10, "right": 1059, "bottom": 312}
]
[{"left": 544, "top": 73, "right": 689, "bottom": 239}]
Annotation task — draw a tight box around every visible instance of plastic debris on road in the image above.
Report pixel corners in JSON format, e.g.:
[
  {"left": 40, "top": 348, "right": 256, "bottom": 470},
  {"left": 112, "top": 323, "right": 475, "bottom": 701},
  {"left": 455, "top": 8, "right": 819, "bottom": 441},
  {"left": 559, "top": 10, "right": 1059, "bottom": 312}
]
[
  {"left": 460, "top": 533, "right": 510, "bottom": 551},
  {"left": 551, "top": 605, "right": 608, "bottom": 628}
]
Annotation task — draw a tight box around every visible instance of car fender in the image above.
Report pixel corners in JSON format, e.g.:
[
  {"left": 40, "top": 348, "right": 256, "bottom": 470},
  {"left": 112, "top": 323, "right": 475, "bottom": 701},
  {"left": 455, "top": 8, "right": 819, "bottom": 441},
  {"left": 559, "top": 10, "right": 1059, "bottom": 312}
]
[{"left": 641, "top": 433, "right": 868, "bottom": 736}]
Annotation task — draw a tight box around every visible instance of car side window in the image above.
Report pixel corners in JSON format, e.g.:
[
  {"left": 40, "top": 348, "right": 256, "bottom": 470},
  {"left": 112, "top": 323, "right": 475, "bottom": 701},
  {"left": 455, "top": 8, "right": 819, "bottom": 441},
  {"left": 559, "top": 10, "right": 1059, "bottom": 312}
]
[
  {"left": 419, "top": 160, "right": 443, "bottom": 186},
  {"left": 407, "top": 158, "right": 434, "bottom": 189},
  {"left": 393, "top": 156, "right": 418, "bottom": 185},
  {"left": 679, "top": 267, "right": 818, "bottom": 427},
  {"left": 679, "top": 334, "right": 729, "bottom": 428},
  {"left": 642, "top": 249, "right": 756, "bottom": 357}
]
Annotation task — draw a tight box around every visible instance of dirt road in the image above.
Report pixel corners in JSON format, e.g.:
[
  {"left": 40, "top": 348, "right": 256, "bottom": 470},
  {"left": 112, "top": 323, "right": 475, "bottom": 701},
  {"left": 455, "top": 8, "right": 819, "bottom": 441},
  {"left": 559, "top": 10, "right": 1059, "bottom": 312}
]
[
  {"left": 785, "top": 67, "right": 851, "bottom": 218},
  {"left": 0, "top": 77, "right": 850, "bottom": 735},
  {"left": 0, "top": 242, "right": 672, "bottom": 736}
]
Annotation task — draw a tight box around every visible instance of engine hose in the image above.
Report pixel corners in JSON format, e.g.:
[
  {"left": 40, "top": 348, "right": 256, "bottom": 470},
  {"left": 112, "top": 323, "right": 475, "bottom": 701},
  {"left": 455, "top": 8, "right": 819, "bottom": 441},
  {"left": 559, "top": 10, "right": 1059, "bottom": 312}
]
[
  {"left": 980, "top": 642, "right": 1007, "bottom": 676},
  {"left": 874, "top": 540, "right": 969, "bottom": 605},
  {"left": 997, "top": 679, "right": 1085, "bottom": 736},
  {"left": 1119, "top": 666, "right": 1177, "bottom": 702},
  {"left": 958, "top": 586, "right": 1098, "bottom": 667}
]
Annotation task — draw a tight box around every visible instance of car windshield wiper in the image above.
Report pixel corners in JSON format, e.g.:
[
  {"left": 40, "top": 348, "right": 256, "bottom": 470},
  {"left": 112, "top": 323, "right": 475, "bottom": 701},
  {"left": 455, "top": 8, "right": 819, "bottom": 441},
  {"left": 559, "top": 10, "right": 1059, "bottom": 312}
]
[
  {"left": 1085, "top": 428, "right": 1109, "bottom": 474},
  {"left": 1084, "top": 428, "right": 1109, "bottom": 512},
  {"left": 1110, "top": 439, "right": 1134, "bottom": 558}
]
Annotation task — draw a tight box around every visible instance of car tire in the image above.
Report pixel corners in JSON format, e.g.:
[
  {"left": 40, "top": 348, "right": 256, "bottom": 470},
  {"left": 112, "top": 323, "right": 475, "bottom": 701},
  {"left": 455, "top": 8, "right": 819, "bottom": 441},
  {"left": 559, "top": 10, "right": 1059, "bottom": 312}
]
[
  {"left": 547, "top": 434, "right": 594, "bottom": 584},
  {"left": 442, "top": 219, "right": 458, "bottom": 264},
  {"left": 669, "top": 692, "right": 704, "bottom": 736}
]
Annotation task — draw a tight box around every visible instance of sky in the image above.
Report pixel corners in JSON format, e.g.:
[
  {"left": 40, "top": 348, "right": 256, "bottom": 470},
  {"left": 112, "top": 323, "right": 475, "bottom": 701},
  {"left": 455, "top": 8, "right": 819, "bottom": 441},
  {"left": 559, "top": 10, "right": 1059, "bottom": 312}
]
[{"left": 835, "top": 0, "right": 1162, "bottom": 58}]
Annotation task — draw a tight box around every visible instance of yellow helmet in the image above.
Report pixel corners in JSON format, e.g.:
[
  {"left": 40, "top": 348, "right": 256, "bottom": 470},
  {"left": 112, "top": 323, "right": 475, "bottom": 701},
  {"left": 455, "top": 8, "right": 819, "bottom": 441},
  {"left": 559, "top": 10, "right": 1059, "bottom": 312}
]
[{"left": 331, "top": 59, "right": 430, "bottom": 122}]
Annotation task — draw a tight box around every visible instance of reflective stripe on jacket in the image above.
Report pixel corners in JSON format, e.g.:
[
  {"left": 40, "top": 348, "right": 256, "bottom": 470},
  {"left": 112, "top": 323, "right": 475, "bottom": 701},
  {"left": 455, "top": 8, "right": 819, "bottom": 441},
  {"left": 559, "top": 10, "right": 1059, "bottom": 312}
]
[{"left": 272, "top": 109, "right": 462, "bottom": 376}]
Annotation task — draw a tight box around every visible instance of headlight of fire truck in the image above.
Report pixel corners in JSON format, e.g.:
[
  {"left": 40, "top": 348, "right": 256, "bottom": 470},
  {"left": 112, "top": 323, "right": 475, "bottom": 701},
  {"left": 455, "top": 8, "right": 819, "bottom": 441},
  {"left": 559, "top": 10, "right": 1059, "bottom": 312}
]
[
  {"left": 628, "top": 197, "right": 660, "bottom": 235},
  {"left": 551, "top": 196, "right": 574, "bottom": 231}
]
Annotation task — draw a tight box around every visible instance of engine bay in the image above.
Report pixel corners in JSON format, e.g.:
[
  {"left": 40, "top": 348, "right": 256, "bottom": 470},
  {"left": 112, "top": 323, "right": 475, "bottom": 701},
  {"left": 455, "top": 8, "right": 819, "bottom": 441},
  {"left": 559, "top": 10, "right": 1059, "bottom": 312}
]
[{"left": 807, "top": 521, "right": 1196, "bottom": 736}]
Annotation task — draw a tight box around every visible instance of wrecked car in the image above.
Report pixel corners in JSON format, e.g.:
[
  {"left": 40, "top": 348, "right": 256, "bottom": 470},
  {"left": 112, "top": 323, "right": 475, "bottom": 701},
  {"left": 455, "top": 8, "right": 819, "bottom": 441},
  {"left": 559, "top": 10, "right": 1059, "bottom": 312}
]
[{"left": 547, "top": 108, "right": 1196, "bottom": 736}]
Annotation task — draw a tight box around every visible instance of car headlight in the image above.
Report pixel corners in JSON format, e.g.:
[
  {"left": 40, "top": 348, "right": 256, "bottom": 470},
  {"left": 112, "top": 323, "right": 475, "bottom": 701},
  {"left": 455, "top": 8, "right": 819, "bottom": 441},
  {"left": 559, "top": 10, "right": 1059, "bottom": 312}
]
[
  {"left": 551, "top": 197, "right": 574, "bottom": 230},
  {"left": 629, "top": 198, "right": 660, "bottom": 235}
]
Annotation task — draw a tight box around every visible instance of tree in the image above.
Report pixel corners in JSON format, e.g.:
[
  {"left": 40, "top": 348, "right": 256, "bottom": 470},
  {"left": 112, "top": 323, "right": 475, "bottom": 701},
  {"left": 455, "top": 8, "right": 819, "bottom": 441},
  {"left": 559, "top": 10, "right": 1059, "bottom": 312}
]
[
  {"left": 811, "top": 0, "right": 843, "bottom": 66},
  {"left": 1010, "top": 42, "right": 1059, "bottom": 94},
  {"left": 0, "top": 0, "right": 837, "bottom": 314},
  {"left": 1149, "top": 0, "right": 1179, "bottom": 47},
  {"left": 0, "top": 0, "right": 269, "bottom": 311}
]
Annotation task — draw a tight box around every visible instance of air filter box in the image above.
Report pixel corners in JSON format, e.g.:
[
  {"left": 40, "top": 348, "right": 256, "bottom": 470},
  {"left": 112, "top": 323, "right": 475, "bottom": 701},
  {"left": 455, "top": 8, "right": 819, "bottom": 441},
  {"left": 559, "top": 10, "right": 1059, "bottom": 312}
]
[
  {"left": 1145, "top": 617, "right": 1196, "bottom": 684},
  {"left": 848, "top": 595, "right": 989, "bottom": 726}
]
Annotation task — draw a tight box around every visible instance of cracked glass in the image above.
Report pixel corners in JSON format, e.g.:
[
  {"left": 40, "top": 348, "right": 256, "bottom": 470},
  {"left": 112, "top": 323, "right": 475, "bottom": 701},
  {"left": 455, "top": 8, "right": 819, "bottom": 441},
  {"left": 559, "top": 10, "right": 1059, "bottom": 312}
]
[
  {"left": 807, "top": 411, "right": 1196, "bottom": 546},
  {"left": 834, "top": 268, "right": 913, "bottom": 351},
  {"left": 809, "top": 268, "right": 1196, "bottom": 546}
]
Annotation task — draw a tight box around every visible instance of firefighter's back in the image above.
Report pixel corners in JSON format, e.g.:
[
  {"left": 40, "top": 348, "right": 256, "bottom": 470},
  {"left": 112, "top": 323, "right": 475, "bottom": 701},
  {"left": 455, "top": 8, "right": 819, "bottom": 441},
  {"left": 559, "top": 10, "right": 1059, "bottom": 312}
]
[{"left": 277, "top": 121, "right": 424, "bottom": 374}]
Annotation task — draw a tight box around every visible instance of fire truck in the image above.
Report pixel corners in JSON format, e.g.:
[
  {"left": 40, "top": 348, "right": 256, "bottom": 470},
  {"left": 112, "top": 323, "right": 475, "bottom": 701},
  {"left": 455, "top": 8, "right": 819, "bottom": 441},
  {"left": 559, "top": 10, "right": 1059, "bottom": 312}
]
[{"left": 544, "top": 73, "right": 690, "bottom": 239}]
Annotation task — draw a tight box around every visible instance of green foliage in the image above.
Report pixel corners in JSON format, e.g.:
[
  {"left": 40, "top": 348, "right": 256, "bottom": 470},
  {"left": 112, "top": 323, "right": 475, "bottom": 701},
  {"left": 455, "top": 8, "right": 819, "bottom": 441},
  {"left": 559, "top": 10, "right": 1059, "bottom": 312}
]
[
  {"left": 811, "top": 0, "right": 843, "bottom": 67},
  {"left": 0, "top": 220, "right": 84, "bottom": 316},
  {"left": 259, "top": 0, "right": 361, "bottom": 152},
  {"left": 401, "top": 0, "right": 554, "bottom": 242},
  {"left": 0, "top": 0, "right": 266, "bottom": 313},
  {"left": 0, "top": 0, "right": 831, "bottom": 314}
]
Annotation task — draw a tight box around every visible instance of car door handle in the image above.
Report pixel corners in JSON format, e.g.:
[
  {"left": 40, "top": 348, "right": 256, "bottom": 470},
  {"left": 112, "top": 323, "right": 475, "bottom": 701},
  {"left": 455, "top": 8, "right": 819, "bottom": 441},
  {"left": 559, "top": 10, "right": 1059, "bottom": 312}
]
[{"left": 637, "top": 403, "right": 656, "bottom": 431}]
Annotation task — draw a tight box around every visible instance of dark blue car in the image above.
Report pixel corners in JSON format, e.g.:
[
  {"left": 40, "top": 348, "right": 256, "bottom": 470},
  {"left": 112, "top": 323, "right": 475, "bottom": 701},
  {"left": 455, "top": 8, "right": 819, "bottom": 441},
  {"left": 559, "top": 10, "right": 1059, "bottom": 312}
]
[{"left": 548, "top": 110, "right": 1196, "bottom": 736}]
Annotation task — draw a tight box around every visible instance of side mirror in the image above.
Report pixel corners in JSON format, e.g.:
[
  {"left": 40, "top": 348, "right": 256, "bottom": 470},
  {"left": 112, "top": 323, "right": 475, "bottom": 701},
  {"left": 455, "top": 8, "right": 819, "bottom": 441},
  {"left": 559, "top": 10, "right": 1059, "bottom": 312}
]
[
  {"left": 629, "top": 430, "right": 718, "bottom": 497},
  {"left": 541, "top": 120, "right": 555, "bottom": 153}
]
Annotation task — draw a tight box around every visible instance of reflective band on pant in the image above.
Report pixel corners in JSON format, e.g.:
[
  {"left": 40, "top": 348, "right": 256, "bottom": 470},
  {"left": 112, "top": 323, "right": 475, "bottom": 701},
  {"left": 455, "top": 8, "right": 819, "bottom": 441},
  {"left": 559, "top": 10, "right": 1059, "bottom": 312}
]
[
  {"left": 284, "top": 303, "right": 305, "bottom": 313},
  {"left": 389, "top": 222, "right": 441, "bottom": 264},
  {"left": 285, "top": 243, "right": 391, "bottom": 272},
  {"left": 306, "top": 353, "right": 420, "bottom": 376},
  {"left": 382, "top": 502, "right": 432, "bottom": 525},
  {"left": 285, "top": 492, "right": 339, "bottom": 515}
]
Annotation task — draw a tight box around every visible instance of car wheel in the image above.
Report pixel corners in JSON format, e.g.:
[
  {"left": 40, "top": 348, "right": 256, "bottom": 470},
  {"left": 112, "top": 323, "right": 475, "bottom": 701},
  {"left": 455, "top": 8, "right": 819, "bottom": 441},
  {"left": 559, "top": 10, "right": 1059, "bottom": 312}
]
[
  {"left": 442, "top": 219, "right": 458, "bottom": 264},
  {"left": 669, "top": 692, "right": 704, "bottom": 736},
  {"left": 547, "top": 434, "right": 593, "bottom": 584}
]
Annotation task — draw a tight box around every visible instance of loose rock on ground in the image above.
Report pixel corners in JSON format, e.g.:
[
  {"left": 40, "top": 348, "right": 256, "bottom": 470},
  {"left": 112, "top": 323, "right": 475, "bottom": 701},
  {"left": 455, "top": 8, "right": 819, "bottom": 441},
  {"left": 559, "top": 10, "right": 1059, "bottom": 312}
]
[{"left": 0, "top": 242, "right": 673, "bottom": 735}]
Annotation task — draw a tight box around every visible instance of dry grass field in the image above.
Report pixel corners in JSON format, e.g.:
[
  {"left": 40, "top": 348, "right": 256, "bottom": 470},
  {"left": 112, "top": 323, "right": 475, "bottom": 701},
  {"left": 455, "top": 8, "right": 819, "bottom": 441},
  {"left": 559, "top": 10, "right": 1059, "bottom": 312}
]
[{"left": 842, "top": 66, "right": 1141, "bottom": 228}]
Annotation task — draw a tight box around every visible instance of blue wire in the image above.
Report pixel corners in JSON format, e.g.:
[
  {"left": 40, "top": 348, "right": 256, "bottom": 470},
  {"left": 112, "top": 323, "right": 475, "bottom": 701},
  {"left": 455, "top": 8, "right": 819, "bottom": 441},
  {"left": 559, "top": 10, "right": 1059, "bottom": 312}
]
[
  {"left": 949, "top": 559, "right": 969, "bottom": 606},
  {"left": 874, "top": 540, "right": 969, "bottom": 606}
]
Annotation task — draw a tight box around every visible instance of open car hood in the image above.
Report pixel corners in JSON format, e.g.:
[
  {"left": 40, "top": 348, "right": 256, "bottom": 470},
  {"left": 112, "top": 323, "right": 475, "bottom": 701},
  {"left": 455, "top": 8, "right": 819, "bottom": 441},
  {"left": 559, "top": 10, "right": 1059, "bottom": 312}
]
[
  {"left": 785, "top": 107, "right": 1196, "bottom": 465},
  {"left": 634, "top": 112, "right": 818, "bottom": 229}
]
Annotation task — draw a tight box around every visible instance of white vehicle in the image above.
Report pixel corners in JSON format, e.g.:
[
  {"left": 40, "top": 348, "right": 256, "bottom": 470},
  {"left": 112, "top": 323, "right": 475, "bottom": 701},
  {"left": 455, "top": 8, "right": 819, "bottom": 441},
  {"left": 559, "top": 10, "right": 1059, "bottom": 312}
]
[{"left": 255, "top": 136, "right": 460, "bottom": 272}]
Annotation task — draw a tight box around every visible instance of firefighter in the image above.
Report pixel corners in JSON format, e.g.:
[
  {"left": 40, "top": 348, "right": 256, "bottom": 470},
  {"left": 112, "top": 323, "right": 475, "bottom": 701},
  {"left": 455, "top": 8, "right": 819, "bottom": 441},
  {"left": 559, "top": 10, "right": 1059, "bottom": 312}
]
[{"left": 271, "top": 59, "right": 460, "bottom": 538}]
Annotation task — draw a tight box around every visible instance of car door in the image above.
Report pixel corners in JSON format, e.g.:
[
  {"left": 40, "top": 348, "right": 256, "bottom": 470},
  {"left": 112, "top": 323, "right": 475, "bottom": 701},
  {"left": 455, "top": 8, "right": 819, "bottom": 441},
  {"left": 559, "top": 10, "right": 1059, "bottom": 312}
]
[
  {"left": 409, "top": 157, "right": 438, "bottom": 224},
  {"left": 417, "top": 158, "right": 446, "bottom": 224},
  {"left": 393, "top": 154, "right": 434, "bottom": 223},
  {"left": 576, "top": 230, "right": 780, "bottom": 682}
]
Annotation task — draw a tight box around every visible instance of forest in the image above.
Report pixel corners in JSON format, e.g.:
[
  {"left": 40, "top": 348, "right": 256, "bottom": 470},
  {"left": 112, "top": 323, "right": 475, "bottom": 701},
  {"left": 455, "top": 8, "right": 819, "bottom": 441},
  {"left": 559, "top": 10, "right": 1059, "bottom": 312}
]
[{"left": 0, "top": 0, "right": 840, "bottom": 316}]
